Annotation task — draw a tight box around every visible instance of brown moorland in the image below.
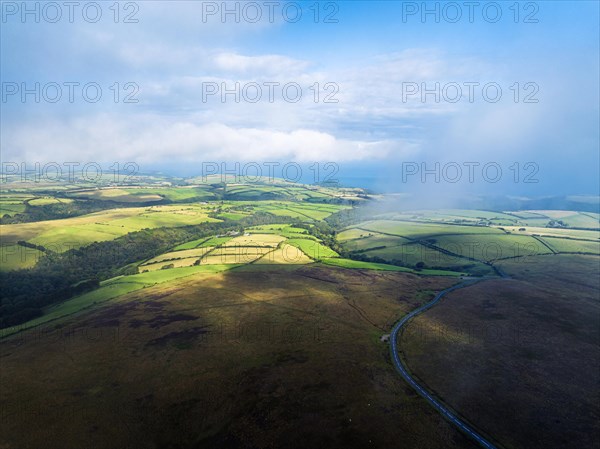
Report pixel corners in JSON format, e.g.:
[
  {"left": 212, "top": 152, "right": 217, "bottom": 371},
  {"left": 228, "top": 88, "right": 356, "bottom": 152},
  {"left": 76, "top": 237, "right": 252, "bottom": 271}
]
[
  {"left": 0, "top": 265, "right": 482, "bottom": 449},
  {"left": 399, "top": 254, "right": 600, "bottom": 449}
]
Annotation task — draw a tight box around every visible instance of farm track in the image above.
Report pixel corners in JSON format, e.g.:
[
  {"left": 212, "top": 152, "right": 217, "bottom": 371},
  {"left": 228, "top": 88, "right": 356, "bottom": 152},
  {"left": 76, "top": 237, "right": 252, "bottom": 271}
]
[{"left": 530, "top": 235, "right": 558, "bottom": 254}]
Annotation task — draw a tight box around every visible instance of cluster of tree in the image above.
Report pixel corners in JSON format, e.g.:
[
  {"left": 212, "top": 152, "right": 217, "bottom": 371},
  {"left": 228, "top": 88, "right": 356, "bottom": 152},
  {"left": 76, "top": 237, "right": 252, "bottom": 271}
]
[
  {"left": 345, "top": 251, "right": 473, "bottom": 273},
  {"left": 325, "top": 206, "right": 369, "bottom": 229},
  {"left": 547, "top": 220, "right": 568, "bottom": 228},
  {"left": 284, "top": 207, "right": 371, "bottom": 257},
  {"left": 17, "top": 240, "right": 47, "bottom": 252},
  {"left": 349, "top": 245, "right": 387, "bottom": 254},
  {"left": 0, "top": 199, "right": 117, "bottom": 224},
  {"left": 0, "top": 212, "right": 295, "bottom": 329}
]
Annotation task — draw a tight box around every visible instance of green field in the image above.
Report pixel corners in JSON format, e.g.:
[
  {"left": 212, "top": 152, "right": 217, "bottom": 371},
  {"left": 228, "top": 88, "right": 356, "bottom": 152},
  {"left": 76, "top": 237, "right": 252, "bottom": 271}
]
[
  {"left": 0, "top": 196, "right": 32, "bottom": 217},
  {"left": 287, "top": 238, "right": 339, "bottom": 260},
  {"left": 255, "top": 243, "right": 313, "bottom": 264},
  {"left": 374, "top": 209, "right": 600, "bottom": 230},
  {"left": 338, "top": 219, "right": 564, "bottom": 274},
  {"left": 0, "top": 205, "right": 220, "bottom": 252},
  {"left": 320, "top": 258, "right": 465, "bottom": 276},
  {"left": 352, "top": 220, "right": 505, "bottom": 239},
  {"left": 428, "top": 233, "right": 552, "bottom": 261},
  {"left": 501, "top": 225, "right": 600, "bottom": 240},
  {"left": 173, "top": 237, "right": 212, "bottom": 250},
  {"left": 538, "top": 236, "right": 600, "bottom": 254},
  {"left": 0, "top": 244, "right": 44, "bottom": 270},
  {"left": 247, "top": 224, "right": 314, "bottom": 239},
  {"left": 0, "top": 199, "right": 347, "bottom": 256},
  {"left": 28, "top": 197, "right": 74, "bottom": 206},
  {"left": 67, "top": 186, "right": 216, "bottom": 203},
  {"left": 143, "top": 247, "right": 215, "bottom": 266},
  {"left": 0, "top": 195, "right": 74, "bottom": 216},
  {"left": 133, "top": 231, "right": 319, "bottom": 274}
]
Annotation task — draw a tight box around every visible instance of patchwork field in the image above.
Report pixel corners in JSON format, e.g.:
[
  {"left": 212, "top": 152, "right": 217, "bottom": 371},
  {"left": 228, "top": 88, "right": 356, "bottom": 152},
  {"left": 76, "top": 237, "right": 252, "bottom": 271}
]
[
  {"left": 538, "top": 237, "right": 600, "bottom": 255},
  {"left": 139, "top": 233, "right": 314, "bottom": 272},
  {"left": 350, "top": 220, "right": 505, "bottom": 239},
  {"left": 378, "top": 209, "right": 600, "bottom": 230},
  {"left": 67, "top": 186, "right": 216, "bottom": 203},
  {"left": 1, "top": 176, "right": 598, "bottom": 449},
  {"left": 0, "top": 194, "right": 73, "bottom": 216},
  {"left": 339, "top": 216, "right": 600, "bottom": 275},
  {"left": 0, "top": 195, "right": 31, "bottom": 217},
  {"left": 0, "top": 205, "right": 220, "bottom": 253},
  {"left": 255, "top": 243, "right": 314, "bottom": 264}
]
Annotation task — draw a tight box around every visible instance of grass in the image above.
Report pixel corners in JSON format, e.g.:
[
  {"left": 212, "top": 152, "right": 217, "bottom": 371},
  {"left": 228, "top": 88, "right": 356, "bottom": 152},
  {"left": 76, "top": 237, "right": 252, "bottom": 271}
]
[
  {"left": 429, "top": 233, "right": 552, "bottom": 261},
  {"left": 320, "top": 258, "right": 466, "bottom": 276},
  {"left": 500, "top": 226, "right": 600, "bottom": 240},
  {"left": 28, "top": 197, "right": 74, "bottom": 206},
  {"left": 251, "top": 202, "right": 349, "bottom": 221},
  {"left": 0, "top": 203, "right": 26, "bottom": 216},
  {"left": 537, "top": 236, "right": 600, "bottom": 255},
  {"left": 143, "top": 247, "right": 214, "bottom": 266},
  {"left": 247, "top": 225, "right": 313, "bottom": 239},
  {"left": 255, "top": 243, "right": 313, "bottom": 265},
  {"left": 224, "top": 234, "right": 286, "bottom": 248},
  {"left": 0, "top": 244, "right": 44, "bottom": 270},
  {"left": 353, "top": 220, "right": 505, "bottom": 239},
  {"left": 0, "top": 266, "right": 474, "bottom": 449},
  {"left": 362, "top": 244, "right": 492, "bottom": 274},
  {"left": 338, "top": 226, "right": 500, "bottom": 275},
  {"left": 0, "top": 196, "right": 31, "bottom": 216},
  {"left": 201, "top": 253, "right": 264, "bottom": 264},
  {"left": 399, "top": 254, "right": 600, "bottom": 449},
  {"left": 144, "top": 231, "right": 321, "bottom": 270},
  {"left": 140, "top": 258, "right": 203, "bottom": 272},
  {"left": 199, "top": 236, "right": 233, "bottom": 247},
  {"left": 69, "top": 188, "right": 163, "bottom": 203},
  {"left": 388, "top": 210, "right": 600, "bottom": 230},
  {"left": 123, "top": 187, "right": 215, "bottom": 202},
  {"left": 286, "top": 238, "right": 339, "bottom": 260},
  {"left": 338, "top": 232, "right": 410, "bottom": 251},
  {"left": 217, "top": 212, "right": 249, "bottom": 221},
  {"left": 68, "top": 187, "right": 216, "bottom": 203},
  {"left": 1, "top": 200, "right": 598, "bottom": 448},
  {"left": 339, "top": 217, "right": 566, "bottom": 275},
  {"left": 0, "top": 205, "right": 220, "bottom": 251},
  {"left": 173, "top": 237, "right": 211, "bottom": 250},
  {"left": 0, "top": 264, "right": 240, "bottom": 338}
]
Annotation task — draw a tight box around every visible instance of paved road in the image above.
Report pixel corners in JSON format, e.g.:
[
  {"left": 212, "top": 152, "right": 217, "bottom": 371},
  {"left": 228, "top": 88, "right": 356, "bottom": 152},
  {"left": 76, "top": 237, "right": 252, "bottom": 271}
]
[{"left": 390, "top": 280, "right": 500, "bottom": 449}]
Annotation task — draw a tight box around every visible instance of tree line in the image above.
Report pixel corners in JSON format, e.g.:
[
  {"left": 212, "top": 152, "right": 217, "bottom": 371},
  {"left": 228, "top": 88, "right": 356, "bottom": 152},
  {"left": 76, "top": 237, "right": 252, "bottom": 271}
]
[{"left": 0, "top": 212, "right": 296, "bottom": 329}]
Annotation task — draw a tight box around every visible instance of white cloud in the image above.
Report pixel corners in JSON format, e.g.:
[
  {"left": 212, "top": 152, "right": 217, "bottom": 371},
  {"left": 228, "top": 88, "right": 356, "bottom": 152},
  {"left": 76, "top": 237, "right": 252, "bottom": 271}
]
[
  {"left": 212, "top": 53, "right": 310, "bottom": 75},
  {"left": 3, "top": 115, "right": 418, "bottom": 165}
]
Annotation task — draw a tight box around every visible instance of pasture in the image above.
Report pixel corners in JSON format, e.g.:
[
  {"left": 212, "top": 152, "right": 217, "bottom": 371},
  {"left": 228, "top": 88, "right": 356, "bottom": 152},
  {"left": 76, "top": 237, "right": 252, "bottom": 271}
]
[
  {"left": 0, "top": 244, "right": 45, "bottom": 271},
  {"left": 0, "top": 204, "right": 220, "bottom": 253},
  {"left": 351, "top": 220, "right": 505, "bottom": 239}
]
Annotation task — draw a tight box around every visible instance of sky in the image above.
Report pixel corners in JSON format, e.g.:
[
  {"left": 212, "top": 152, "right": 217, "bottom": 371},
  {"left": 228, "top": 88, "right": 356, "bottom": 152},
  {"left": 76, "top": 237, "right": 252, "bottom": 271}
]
[{"left": 1, "top": 0, "right": 599, "bottom": 196}]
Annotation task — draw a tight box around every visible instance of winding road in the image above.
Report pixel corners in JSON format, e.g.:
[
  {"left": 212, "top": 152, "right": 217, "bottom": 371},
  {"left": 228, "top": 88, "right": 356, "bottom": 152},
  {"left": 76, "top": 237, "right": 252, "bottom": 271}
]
[{"left": 389, "top": 279, "right": 500, "bottom": 449}]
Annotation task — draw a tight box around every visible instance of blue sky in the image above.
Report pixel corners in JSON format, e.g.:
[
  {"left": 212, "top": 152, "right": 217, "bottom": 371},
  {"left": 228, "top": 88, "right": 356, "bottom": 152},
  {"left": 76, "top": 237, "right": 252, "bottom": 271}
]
[{"left": 1, "top": 1, "right": 598, "bottom": 195}]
